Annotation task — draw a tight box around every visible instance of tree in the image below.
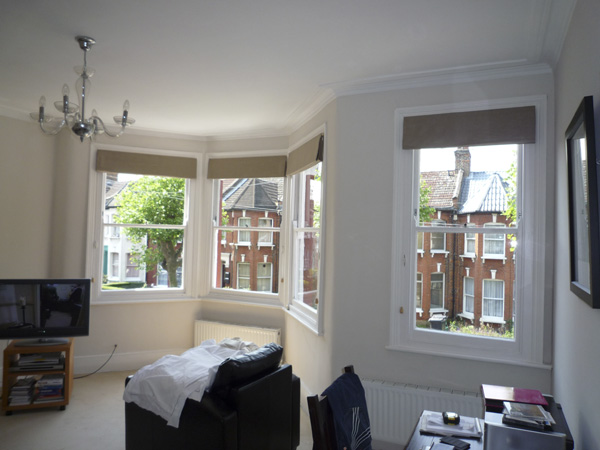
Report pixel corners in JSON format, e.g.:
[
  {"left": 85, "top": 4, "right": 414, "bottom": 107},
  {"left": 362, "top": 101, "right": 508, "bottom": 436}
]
[
  {"left": 503, "top": 156, "right": 518, "bottom": 251},
  {"left": 115, "top": 176, "right": 185, "bottom": 287},
  {"left": 419, "top": 180, "right": 436, "bottom": 224}
]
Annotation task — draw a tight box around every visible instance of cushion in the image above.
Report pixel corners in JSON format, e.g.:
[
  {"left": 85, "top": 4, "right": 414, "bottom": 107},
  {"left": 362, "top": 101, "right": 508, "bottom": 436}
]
[{"left": 210, "top": 343, "right": 283, "bottom": 392}]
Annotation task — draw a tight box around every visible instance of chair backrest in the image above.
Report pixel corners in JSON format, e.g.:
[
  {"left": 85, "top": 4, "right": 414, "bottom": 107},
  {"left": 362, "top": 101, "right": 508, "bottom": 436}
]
[{"left": 307, "top": 366, "right": 355, "bottom": 450}]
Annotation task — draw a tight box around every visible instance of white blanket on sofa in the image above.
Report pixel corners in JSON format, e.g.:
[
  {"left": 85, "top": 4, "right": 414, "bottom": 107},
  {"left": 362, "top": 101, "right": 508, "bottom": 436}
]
[{"left": 123, "top": 339, "right": 257, "bottom": 428}]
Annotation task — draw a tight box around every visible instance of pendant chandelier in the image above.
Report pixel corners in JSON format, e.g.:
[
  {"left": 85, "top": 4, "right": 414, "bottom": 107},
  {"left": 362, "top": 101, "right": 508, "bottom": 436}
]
[{"left": 31, "top": 36, "right": 135, "bottom": 142}]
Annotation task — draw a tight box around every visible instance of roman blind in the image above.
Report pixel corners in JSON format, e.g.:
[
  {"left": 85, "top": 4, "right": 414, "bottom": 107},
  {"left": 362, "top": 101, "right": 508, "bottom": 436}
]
[
  {"left": 96, "top": 150, "right": 197, "bottom": 178},
  {"left": 402, "top": 106, "right": 536, "bottom": 149},
  {"left": 286, "top": 134, "right": 324, "bottom": 175},
  {"left": 207, "top": 155, "right": 287, "bottom": 179}
]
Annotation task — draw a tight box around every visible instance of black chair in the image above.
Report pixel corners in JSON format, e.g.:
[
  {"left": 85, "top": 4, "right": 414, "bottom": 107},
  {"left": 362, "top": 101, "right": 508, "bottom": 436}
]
[{"left": 307, "top": 365, "right": 372, "bottom": 450}]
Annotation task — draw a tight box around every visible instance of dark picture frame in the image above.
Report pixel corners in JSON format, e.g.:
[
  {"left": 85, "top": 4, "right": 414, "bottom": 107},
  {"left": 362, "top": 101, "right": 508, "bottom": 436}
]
[{"left": 566, "top": 96, "right": 600, "bottom": 308}]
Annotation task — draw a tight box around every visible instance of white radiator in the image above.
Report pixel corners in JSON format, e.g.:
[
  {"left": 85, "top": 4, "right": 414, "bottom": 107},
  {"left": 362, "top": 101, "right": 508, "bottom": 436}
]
[
  {"left": 194, "top": 320, "right": 281, "bottom": 348},
  {"left": 362, "top": 379, "right": 482, "bottom": 446}
]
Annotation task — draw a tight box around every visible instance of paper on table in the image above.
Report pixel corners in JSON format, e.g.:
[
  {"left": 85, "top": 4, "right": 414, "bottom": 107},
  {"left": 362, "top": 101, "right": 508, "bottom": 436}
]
[{"left": 420, "top": 411, "right": 482, "bottom": 438}]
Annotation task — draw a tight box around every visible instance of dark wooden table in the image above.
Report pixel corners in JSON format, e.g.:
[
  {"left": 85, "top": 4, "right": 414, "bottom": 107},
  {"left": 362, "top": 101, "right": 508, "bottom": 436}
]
[{"left": 404, "top": 410, "right": 484, "bottom": 450}]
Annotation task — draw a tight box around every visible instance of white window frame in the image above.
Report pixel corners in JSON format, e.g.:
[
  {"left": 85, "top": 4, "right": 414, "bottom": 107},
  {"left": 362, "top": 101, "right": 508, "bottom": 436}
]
[
  {"left": 429, "top": 219, "right": 447, "bottom": 256},
  {"left": 237, "top": 262, "right": 251, "bottom": 290},
  {"left": 258, "top": 217, "right": 274, "bottom": 246},
  {"left": 429, "top": 272, "right": 445, "bottom": 312},
  {"left": 237, "top": 217, "right": 252, "bottom": 245},
  {"left": 481, "top": 278, "right": 505, "bottom": 324},
  {"left": 390, "top": 97, "right": 551, "bottom": 367},
  {"left": 416, "top": 272, "right": 423, "bottom": 315},
  {"left": 286, "top": 128, "right": 326, "bottom": 335},
  {"left": 482, "top": 222, "right": 507, "bottom": 263},
  {"left": 208, "top": 174, "right": 284, "bottom": 306},
  {"left": 257, "top": 262, "right": 273, "bottom": 293},
  {"left": 462, "top": 276, "right": 475, "bottom": 320},
  {"left": 86, "top": 144, "right": 198, "bottom": 303}
]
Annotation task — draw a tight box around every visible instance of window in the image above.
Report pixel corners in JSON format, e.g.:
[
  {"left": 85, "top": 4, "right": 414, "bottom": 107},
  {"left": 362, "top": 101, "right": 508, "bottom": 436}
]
[
  {"left": 88, "top": 148, "right": 197, "bottom": 301},
  {"left": 287, "top": 132, "right": 325, "bottom": 333},
  {"left": 463, "top": 277, "right": 474, "bottom": 317},
  {"left": 430, "top": 220, "right": 446, "bottom": 252},
  {"left": 430, "top": 273, "right": 445, "bottom": 310},
  {"left": 483, "top": 223, "right": 506, "bottom": 260},
  {"left": 211, "top": 177, "right": 283, "bottom": 295},
  {"left": 416, "top": 273, "right": 423, "bottom": 311},
  {"left": 464, "top": 224, "right": 476, "bottom": 256},
  {"left": 391, "top": 98, "right": 551, "bottom": 366},
  {"left": 258, "top": 218, "right": 273, "bottom": 245},
  {"left": 482, "top": 279, "right": 504, "bottom": 322},
  {"left": 238, "top": 217, "right": 251, "bottom": 244},
  {"left": 237, "top": 263, "right": 250, "bottom": 290},
  {"left": 257, "top": 263, "right": 273, "bottom": 292}
]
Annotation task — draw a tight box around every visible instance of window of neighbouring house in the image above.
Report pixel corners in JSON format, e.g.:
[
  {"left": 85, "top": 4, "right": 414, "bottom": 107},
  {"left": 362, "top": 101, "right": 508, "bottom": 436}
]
[
  {"left": 88, "top": 148, "right": 197, "bottom": 301},
  {"left": 257, "top": 262, "right": 273, "bottom": 292},
  {"left": 391, "top": 98, "right": 551, "bottom": 366},
  {"left": 238, "top": 217, "right": 251, "bottom": 245},
  {"left": 463, "top": 276, "right": 475, "bottom": 317},
  {"left": 482, "top": 278, "right": 505, "bottom": 323},
  {"left": 237, "top": 262, "right": 251, "bottom": 290}
]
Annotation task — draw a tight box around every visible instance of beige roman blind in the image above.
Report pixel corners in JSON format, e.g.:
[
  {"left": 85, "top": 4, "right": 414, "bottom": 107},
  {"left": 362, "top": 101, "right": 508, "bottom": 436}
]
[
  {"left": 402, "top": 106, "right": 536, "bottom": 149},
  {"left": 207, "top": 155, "right": 287, "bottom": 179},
  {"left": 96, "top": 150, "right": 197, "bottom": 178},
  {"left": 286, "top": 134, "right": 324, "bottom": 176}
]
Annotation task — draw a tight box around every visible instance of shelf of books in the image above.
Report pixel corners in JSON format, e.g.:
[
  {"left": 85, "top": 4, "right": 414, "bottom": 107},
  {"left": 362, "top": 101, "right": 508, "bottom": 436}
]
[{"left": 2, "top": 339, "right": 73, "bottom": 415}]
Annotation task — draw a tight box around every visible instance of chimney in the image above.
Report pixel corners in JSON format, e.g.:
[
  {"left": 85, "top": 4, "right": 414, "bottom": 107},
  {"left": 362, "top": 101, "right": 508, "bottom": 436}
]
[{"left": 455, "top": 147, "right": 471, "bottom": 177}]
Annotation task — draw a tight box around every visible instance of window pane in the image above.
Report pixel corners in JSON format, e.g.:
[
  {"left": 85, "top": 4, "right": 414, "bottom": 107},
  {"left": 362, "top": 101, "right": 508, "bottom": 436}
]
[
  {"left": 238, "top": 217, "right": 251, "bottom": 244},
  {"left": 416, "top": 273, "right": 422, "bottom": 309},
  {"left": 295, "top": 230, "right": 320, "bottom": 309},
  {"left": 213, "top": 177, "right": 282, "bottom": 294},
  {"left": 417, "top": 145, "right": 517, "bottom": 338},
  {"left": 237, "top": 263, "right": 250, "bottom": 290},
  {"left": 102, "top": 173, "right": 186, "bottom": 291}
]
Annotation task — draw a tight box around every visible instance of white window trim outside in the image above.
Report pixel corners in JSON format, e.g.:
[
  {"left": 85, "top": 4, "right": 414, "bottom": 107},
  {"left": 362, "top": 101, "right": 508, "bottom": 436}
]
[
  {"left": 429, "top": 272, "right": 445, "bottom": 311},
  {"left": 258, "top": 217, "right": 274, "bottom": 247},
  {"left": 389, "top": 96, "right": 551, "bottom": 367},
  {"left": 86, "top": 144, "right": 199, "bottom": 304},
  {"left": 237, "top": 217, "right": 252, "bottom": 245}
]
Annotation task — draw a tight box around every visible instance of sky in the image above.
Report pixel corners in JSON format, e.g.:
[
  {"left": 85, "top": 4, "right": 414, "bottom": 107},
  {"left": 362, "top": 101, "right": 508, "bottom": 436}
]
[{"left": 420, "top": 145, "right": 517, "bottom": 172}]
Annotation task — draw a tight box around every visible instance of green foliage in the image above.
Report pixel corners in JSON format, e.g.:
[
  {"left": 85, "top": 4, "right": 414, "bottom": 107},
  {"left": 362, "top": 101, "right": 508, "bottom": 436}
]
[
  {"left": 419, "top": 180, "right": 436, "bottom": 224},
  {"left": 503, "top": 156, "right": 518, "bottom": 251},
  {"left": 446, "top": 317, "right": 514, "bottom": 339},
  {"left": 115, "top": 176, "right": 185, "bottom": 287}
]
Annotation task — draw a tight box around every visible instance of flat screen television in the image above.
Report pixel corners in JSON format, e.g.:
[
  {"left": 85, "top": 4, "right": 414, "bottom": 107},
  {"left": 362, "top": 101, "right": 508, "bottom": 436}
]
[{"left": 0, "top": 279, "right": 90, "bottom": 346}]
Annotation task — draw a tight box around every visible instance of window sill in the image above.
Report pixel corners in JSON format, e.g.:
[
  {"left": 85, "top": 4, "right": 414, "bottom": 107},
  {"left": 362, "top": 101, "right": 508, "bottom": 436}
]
[
  {"left": 481, "top": 316, "right": 505, "bottom": 324},
  {"left": 457, "top": 312, "right": 474, "bottom": 321},
  {"left": 430, "top": 250, "right": 449, "bottom": 258},
  {"left": 459, "top": 254, "right": 476, "bottom": 262},
  {"left": 481, "top": 255, "right": 507, "bottom": 264}
]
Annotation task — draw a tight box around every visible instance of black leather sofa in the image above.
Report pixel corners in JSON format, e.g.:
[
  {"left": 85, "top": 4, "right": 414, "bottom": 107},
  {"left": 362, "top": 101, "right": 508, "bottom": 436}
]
[{"left": 124, "top": 343, "right": 300, "bottom": 450}]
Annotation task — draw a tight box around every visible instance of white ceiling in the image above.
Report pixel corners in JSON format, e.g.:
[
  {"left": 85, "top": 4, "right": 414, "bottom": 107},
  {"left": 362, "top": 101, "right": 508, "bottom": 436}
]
[{"left": 0, "top": 0, "right": 575, "bottom": 139}]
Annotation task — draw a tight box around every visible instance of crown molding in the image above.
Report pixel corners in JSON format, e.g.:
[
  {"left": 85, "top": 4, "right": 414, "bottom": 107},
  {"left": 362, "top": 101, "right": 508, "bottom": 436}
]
[{"left": 324, "top": 62, "right": 553, "bottom": 98}]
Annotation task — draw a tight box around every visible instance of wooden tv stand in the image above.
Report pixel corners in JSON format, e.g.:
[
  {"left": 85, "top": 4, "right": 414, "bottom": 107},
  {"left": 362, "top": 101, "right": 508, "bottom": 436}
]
[{"left": 2, "top": 338, "right": 74, "bottom": 415}]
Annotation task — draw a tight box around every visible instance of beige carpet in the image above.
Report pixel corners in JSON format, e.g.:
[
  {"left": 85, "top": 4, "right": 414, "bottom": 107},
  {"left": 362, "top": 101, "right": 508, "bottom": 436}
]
[{"left": 0, "top": 370, "right": 313, "bottom": 450}]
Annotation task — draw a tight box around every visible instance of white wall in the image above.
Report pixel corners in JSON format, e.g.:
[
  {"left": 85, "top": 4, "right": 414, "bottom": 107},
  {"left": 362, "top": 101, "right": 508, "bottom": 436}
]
[{"left": 554, "top": 0, "right": 600, "bottom": 448}]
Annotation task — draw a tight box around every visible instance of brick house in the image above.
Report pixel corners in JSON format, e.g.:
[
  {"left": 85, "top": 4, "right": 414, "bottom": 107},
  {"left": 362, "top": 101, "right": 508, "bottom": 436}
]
[{"left": 418, "top": 148, "right": 515, "bottom": 329}]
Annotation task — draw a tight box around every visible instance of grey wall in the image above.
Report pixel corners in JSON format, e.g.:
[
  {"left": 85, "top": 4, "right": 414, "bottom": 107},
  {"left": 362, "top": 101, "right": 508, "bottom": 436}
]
[{"left": 553, "top": 0, "right": 600, "bottom": 448}]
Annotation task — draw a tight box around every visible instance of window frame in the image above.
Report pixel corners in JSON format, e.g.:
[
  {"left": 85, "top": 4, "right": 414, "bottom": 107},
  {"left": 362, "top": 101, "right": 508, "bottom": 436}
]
[
  {"left": 462, "top": 276, "right": 475, "bottom": 319},
  {"left": 86, "top": 144, "right": 198, "bottom": 303},
  {"left": 208, "top": 174, "right": 284, "bottom": 306},
  {"left": 286, "top": 129, "right": 327, "bottom": 335},
  {"left": 389, "top": 97, "right": 551, "bottom": 367},
  {"left": 481, "top": 278, "right": 505, "bottom": 324}
]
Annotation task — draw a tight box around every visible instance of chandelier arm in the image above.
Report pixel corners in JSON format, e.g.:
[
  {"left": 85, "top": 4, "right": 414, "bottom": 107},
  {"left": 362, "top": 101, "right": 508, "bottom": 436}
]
[
  {"left": 92, "top": 115, "right": 126, "bottom": 138},
  {"left": 39, "top": 119, "right": 67, "bottom": 135}
]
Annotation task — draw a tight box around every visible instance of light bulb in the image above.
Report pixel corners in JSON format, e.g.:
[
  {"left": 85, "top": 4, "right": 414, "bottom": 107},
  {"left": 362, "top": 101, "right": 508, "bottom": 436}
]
[
  {"left": 123, "top": 100, "right": 130, "bottom": 112},
  {"left": 62, "top": 84, "right": 70, "bottom": 97},
  {"left": 39, "top": 96, "right": 46, "bottom": 108}
]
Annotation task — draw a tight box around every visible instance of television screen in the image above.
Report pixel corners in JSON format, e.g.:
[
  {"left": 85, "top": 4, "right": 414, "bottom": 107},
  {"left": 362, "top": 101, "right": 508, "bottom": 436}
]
[{"left": 0, "top": 279, "right": 90, "bottom": 344}]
